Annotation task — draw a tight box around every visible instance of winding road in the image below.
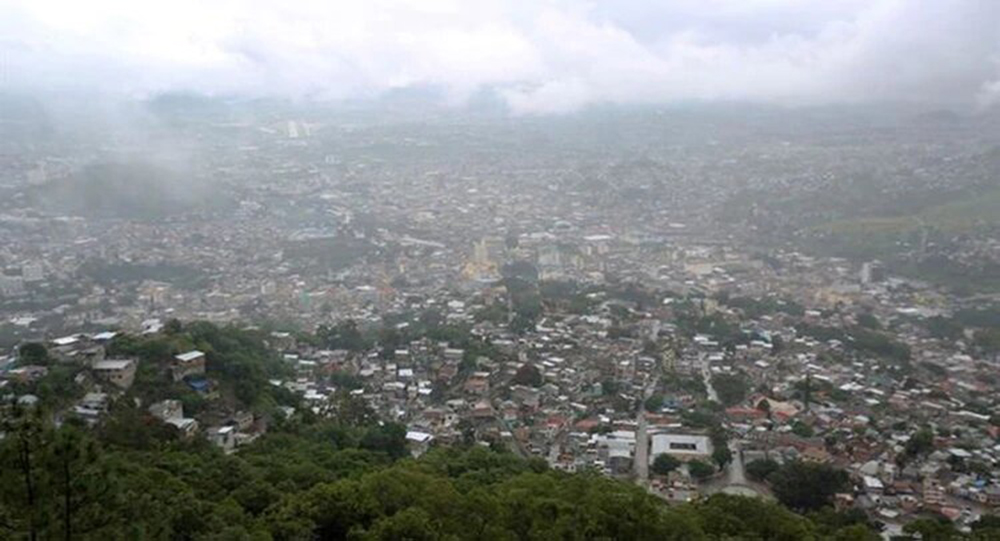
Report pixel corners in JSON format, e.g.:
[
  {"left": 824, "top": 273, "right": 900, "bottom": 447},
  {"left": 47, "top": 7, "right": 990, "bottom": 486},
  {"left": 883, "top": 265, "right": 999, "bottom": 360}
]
[
  {"left": 699, "top": 354, "right": 764, "bottom": 498},
  {"left": 636, "top": 355, "right": 764, "bottom": 498}
]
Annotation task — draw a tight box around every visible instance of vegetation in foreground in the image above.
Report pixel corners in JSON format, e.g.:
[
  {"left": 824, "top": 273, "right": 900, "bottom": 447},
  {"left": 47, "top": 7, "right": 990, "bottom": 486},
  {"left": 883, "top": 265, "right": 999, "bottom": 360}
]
[{"left": 2, "top": 324, "right": 998, "bottom": 540}]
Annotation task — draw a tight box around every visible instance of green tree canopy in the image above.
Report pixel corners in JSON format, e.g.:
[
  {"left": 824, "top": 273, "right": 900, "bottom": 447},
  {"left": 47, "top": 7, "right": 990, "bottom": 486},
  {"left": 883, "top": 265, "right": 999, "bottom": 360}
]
[
  {"left": 17, "top": 342, "right": 49, "bottom": 365},
  {"left": 745, "top": 458, "right": 780, "bottom": 482},
  {"left": 652, "top": 454, "right": 681, "bottom": 476},
  {"left": 769, "top": 461, "right": 849, "bottom": 512},
  {"left": 712, "top": 446, "right": 733, "bottom": 469},
  {"left": 687, "top": 460, "right": 716, "bottom": 481},
  {"left": 512, "top": 363, "right": 543, "bottom": 387}
]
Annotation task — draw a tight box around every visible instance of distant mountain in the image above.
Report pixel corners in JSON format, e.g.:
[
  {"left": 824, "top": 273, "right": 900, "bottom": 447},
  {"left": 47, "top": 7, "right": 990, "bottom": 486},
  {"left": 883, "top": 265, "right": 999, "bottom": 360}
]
[
  {"left": 908, "top": 109, "right": 965, "bottom": 126},
  {"left": 144, "top": 91, "right": 234, "bottom": 117}
]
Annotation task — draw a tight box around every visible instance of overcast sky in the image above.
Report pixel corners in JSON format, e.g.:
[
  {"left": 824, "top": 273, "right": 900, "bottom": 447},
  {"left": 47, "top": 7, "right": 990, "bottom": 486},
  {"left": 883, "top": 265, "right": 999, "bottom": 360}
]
[{"left": 2, "top": 0, "right": 999, "bottom": 113}]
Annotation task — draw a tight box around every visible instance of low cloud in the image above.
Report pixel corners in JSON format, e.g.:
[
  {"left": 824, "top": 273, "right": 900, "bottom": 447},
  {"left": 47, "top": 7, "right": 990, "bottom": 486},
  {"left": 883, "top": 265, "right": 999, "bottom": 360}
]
[{"left": 2, "top": 0, "right": 998, "bottom": 113}]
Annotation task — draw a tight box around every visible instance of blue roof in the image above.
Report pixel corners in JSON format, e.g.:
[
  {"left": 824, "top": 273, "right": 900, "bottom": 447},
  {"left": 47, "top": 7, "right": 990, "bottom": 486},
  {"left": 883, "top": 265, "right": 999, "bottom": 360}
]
[{"left": 186, "top": 378, "right": 211, "bottom": 391}]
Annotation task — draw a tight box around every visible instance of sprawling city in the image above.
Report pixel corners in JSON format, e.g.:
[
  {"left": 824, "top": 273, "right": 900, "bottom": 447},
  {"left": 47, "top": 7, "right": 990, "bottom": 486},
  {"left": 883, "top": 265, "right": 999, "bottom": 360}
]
[{"left": 2, "top": 1, "right": 1000, "bottom": 539}]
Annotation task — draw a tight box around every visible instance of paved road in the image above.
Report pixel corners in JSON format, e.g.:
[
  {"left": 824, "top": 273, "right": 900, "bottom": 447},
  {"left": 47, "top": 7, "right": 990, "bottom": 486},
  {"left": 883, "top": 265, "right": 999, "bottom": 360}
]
[
  {"left": 720, "top": 440, "right": 764, "bottom": 497},
  {"left": 700, "top": 354, "right": 719, "bottom": 403},
  {"left": 635, "top": 412, "right": 649, "bottom": 483},
  {"left": 727, "top": 441, "right": 747, "bottom": 485},
  {"left": 634, "top": 378, "right": 658, "bottom": 484},
  {"left": 697, "top": 355, "right": 766, "bottom": 499},
  {"left": 701, "top": 439, "right": 767, "bottom": 498}
]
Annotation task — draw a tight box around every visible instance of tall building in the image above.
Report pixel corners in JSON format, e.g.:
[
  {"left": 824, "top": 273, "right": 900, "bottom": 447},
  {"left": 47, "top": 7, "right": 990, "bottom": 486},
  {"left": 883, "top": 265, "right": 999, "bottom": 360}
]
[
  {"left": 860, "top": 261, "right": 885, "bottom": 284},
  {"left": 462, "top": 239, "right": 501, "bottom": 283}
]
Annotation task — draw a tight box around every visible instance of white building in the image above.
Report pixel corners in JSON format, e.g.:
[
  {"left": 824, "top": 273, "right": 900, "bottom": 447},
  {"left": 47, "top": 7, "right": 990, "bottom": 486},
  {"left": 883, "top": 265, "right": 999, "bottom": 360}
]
[
  {"left": 406, "top": 430, "right": 434, "bottom": 457},
  {"left": 650, "top": 433, "right": 713, "bottom": 463}
]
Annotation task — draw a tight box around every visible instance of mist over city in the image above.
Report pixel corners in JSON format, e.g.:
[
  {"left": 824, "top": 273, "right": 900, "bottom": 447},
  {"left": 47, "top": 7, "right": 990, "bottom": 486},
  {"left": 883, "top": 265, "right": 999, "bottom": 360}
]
[{"left": 2, "top": 1, "right": 1000, "bottom": 539}]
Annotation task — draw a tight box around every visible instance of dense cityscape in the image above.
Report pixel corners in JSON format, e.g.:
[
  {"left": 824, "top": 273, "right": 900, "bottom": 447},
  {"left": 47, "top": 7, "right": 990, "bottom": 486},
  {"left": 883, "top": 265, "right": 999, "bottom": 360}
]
[
  {"left": 1, "top": 98, "right": 999, "bottom": 539},
  {"left": 4, "top": 0, "right": 1000, "bottom": 538}
]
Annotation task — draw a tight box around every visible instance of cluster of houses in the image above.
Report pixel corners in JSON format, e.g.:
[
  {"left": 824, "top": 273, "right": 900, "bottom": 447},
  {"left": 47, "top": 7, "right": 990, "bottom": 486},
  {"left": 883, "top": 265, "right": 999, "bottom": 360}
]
[
  {"left": 1, "top": 228, "right": 998, "bottom": 536},
  {"left": 0, "top": 331, "right": 269, "bottom": 454}
]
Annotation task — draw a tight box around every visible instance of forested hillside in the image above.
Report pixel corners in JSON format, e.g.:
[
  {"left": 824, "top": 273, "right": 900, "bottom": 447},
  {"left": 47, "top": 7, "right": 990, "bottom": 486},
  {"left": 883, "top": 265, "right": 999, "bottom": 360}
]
[
  {"left": 2, "top": 325, "right": 998, "bottom": 540},
  {"left": 6, "top": 402, "right": 996, "bottom": 540},
  {"left": 1, "top": 404, "right": 888, "bottom": 540}
]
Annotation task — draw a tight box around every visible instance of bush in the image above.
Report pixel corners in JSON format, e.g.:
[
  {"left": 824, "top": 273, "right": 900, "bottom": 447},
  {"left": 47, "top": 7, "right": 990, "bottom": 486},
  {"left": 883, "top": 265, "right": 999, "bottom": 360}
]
[
  {"left": 18, "top": 342, "right": 49, "bottom": 365},
  {"left": 652, "top": 454, "right": 681, "bottom": 476},
  {"left": 769, "top": 461, "right": 849, "bottom": 512},
  {"left": 745, "top": 459, "right": 780, "bottom": 482},
  {"left": 687, "top": 460, "right": 716, "bottom": 481}
]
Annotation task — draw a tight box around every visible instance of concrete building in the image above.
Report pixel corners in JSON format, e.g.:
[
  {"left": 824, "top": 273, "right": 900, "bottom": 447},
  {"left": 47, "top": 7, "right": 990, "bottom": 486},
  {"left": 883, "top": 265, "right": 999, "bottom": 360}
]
[
  {"left": 650, "top": 433, "right": 713, "bottom": 463},
  {"left": 173, "top": 350, "right": 206, "bottom": 382},
  {"left": 92, "top": 359, "right": 137, "bottom": 389}
]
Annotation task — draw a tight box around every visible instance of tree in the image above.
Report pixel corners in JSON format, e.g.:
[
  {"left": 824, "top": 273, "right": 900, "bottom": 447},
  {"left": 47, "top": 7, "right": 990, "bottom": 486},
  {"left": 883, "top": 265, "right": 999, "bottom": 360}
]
[
  {"left": 687, "top": 460, "right": 716, "bottom": 481},
  {"left": 230, "top": 478, "right": 281, "bottom": 517},
  {"left": 808, "top": 508, "right": 882, "bottom": 539},
  {"left": 1, "top": 402, "right": 892, "bottom": 541},
  {"left": 377, "top": 326, "right": 403, "bottom": 360},
  {"left": 18, "top": 342, "right": 49, "bottom": 365},
  {"left": 502, "top": 260, "right": 539, "bottom": 282},
  {"left": 0, "top": 408, "right": 119, "bottom": 540},
  {"left": 905, "top": 428, "right": 935, "bottom": 458},
  {"left": 975, "top": 328, "right": 1000, "bottom": 354},
  {"left": 708, "top": 425, "right": 729, "bottom": 452},
  {"left": 745, "top": 459, "right": 780, "bottom": 482},
  {"left": 504, "top": 232, "right": 519, "bottom": 250},
  {"left": 857, "top": 313, "right": 881, "bottom": 330},
  {"left": 802, "top": 375, "right": 813, "bottom": 412},
  {"left": 902, "top": 517, "right": 959, "bottom": 541},
  {"left": 367, "top": 507, "right": 438, "bottom": 540},
  {"left": 792, "top": 421, "right": 815, "bottom": 438},
  {"left": 323, "top": 392, "right": 378, "bottom": 427},
  {"left": 328, "top": 370, "right": 364, "bottom": 391},
  {"left": 712, "top": 373, "right": 749, "bottom": 406},
  {"left": 509, "top": 312, "right": 537, "bottom": 335},
  {"left": 769, "top": 461, "right": 849, "bottom": 512},
  {"left": 164, "top": 318, "right": 183, "bottom": 335},
  {"left": 474, "top": 303, "right": 508, "bottom": 325},
  {"left": 925, "top": 316, "right": 962, "bottom": 341},
  {"left": 694, "top": 494, "right": 820, "bottom": 540},
  {"left": 643, "top": 394, "right": 665, "bottom": 413},
  {"left": 651, "top": 454, "right": 680, "bottom": 476},
  {"left": 712, "top": 446, "right": 733, "bottom": 469},
  {"left": 318, "top": 319, "right": 369, "bottom": 352},
  {"left": 2, "top": 319, "right": 915, "bottom": 539},
  {"left": 456, "top": 419, "right": 476, "bottom": 447},
  {"left": 756, "top": 398, "right": 772, "bottom": 419},
  {"left": 0, "top": 403, "right": 48, "bottom": 540},
  {"left": 360, "top": 423, "right": 408, "bottom": 460},
  {"left": 512, "top": 363, "right": 542, "bottom": 387},
  {"left": 770, "top": 334, "right": 785, "bottom": 354},
  {"left": 34, "top": 365, "right": 85, "bottom": 410},
  {"left": 828, "top": 524, "right": 880, "bottom": 540},
  {"left": 971, "top": 514, "right": 1000, "bottom": 535},
  {"left": 48, "top": 427, "right": 120, "bottom": 540}
]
